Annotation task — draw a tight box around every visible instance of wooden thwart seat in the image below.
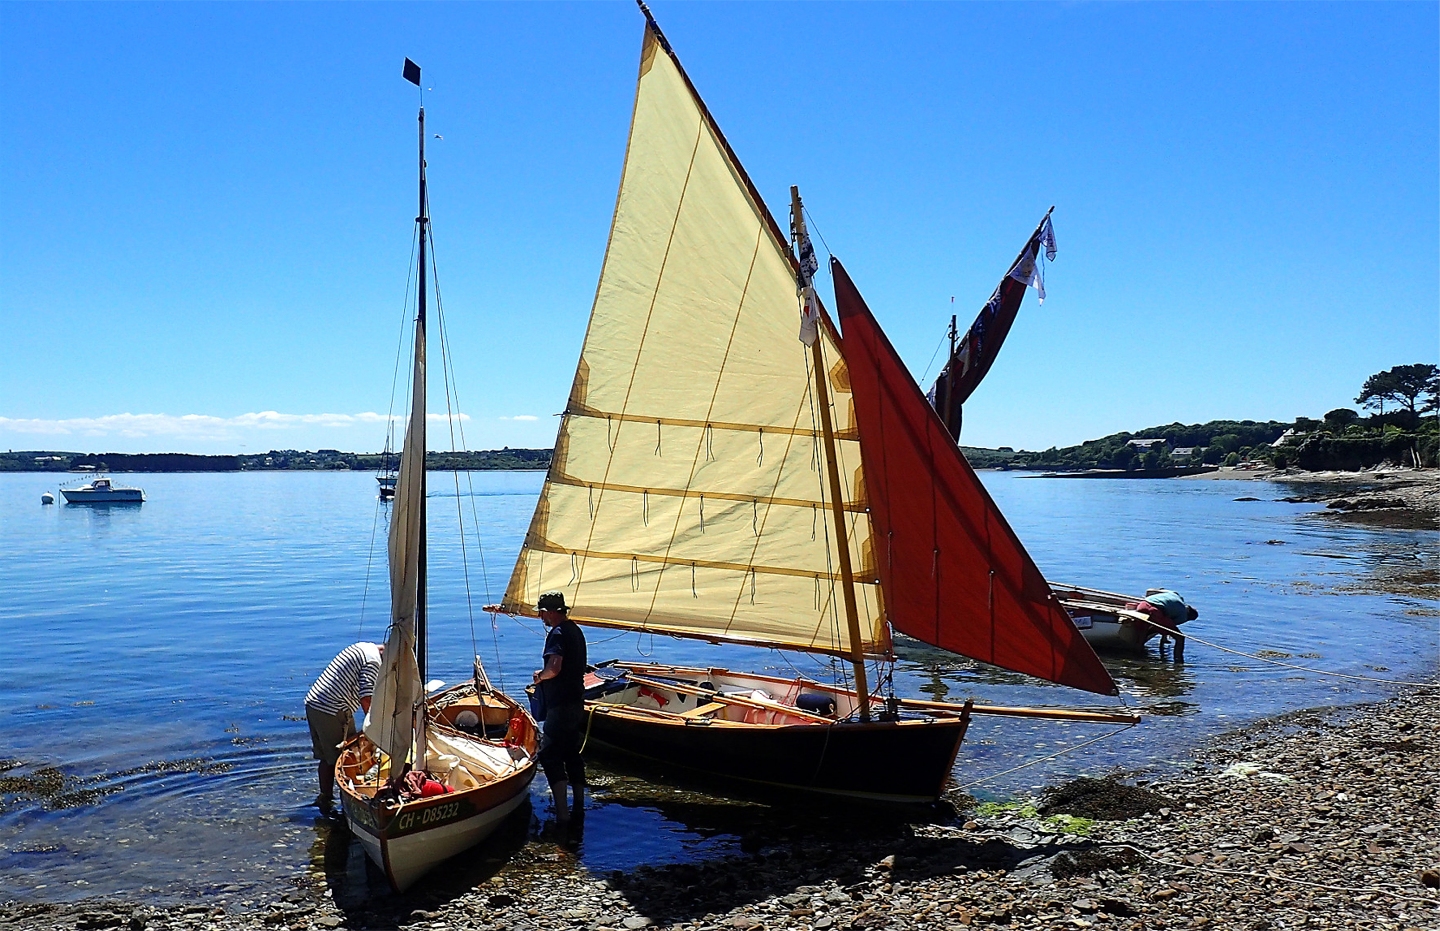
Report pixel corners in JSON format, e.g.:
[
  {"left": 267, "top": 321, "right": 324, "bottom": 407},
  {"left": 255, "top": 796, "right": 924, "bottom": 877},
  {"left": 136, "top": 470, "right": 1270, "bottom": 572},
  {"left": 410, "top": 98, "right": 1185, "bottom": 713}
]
[{"left": 679, "top": 701, "right": 727, "bottom": 719}]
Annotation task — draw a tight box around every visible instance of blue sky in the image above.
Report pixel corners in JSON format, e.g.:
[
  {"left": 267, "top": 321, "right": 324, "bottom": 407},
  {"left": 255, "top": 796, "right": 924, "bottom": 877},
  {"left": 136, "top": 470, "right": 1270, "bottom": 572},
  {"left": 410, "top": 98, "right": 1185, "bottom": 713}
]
[{"left": 2, "top": 2, "right": 1435, "bottom": 455}]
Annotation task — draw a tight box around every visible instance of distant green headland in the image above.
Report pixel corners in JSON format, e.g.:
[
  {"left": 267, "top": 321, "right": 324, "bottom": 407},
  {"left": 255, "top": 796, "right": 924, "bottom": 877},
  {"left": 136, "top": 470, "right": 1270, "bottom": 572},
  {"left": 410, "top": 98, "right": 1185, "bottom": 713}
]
[
  {"left": 0, "top": 448, "right": 553, "bottom": 473},
  {"left": 969, "top": 364, "right": 1438, "bottom": 473}
]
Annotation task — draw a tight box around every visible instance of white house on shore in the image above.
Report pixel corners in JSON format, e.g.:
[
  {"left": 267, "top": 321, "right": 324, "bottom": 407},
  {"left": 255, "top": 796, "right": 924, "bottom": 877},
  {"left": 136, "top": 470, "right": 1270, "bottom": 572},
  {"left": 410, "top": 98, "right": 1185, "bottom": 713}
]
[{"left": 1271, "top": 429, "right": 1300, "bottom": 447}]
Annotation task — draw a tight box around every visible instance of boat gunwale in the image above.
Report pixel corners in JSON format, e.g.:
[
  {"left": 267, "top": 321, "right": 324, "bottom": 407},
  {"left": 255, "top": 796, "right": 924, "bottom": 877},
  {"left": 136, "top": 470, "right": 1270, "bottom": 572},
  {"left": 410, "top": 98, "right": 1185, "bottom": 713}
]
[{"left": 335, "top": 689, "right": 539, "bottom": 842}]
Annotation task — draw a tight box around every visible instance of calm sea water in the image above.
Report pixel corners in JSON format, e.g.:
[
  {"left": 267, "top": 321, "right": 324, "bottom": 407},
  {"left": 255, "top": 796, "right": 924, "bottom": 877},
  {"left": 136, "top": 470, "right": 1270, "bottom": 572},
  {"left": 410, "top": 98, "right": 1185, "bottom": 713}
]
[{"left": 1, "top": 469, "right": 1434, "bottom": 903}]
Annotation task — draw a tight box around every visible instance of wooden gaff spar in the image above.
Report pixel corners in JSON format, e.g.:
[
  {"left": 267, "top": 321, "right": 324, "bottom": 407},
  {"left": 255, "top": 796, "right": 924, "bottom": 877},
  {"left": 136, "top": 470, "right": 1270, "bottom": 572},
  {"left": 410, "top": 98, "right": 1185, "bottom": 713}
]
[
  {"left": 334, "top": 58, "right": 538, "bottom": 893},
  {"left": 923, "top": 216, "right": 1199, "bottom": 652},
  {"left": 492, "top": 6, "right": 1136, "bottom": 804}
]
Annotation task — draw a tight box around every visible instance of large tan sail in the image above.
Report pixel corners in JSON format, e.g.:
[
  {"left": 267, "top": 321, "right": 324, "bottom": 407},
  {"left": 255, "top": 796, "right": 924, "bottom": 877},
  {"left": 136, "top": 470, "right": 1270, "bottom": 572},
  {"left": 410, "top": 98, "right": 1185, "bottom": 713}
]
[
  {"left": 365, "top": 309, "right": 426, "bottom": 762},
  {"left": 502, "top": 25, "right": 886, "bottom": 658}
]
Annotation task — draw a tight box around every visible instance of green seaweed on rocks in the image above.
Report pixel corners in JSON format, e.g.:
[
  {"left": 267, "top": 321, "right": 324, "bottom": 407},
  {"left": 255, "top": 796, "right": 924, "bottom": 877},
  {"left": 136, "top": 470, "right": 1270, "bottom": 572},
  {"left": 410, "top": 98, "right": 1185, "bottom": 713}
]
[
  {"left": 973, "top": 801, "right": 1040, "bottom": 819},
  {"left": 1043, "top": 813, "right": 1096, "bottom": 836}
]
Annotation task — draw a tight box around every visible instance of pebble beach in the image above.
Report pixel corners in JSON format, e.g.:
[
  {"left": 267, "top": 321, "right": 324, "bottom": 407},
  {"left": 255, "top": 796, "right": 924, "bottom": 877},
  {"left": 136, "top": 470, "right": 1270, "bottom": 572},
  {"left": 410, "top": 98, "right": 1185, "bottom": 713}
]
[{"left": 7, "top": 684, "right": 1436, "bottom": 931}]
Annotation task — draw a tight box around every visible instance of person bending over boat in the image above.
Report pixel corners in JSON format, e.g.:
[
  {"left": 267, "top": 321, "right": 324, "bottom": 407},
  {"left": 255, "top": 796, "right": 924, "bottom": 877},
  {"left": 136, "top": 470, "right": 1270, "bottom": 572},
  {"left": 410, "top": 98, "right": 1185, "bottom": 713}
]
[
  {"left": 305, "top": 641, "right": 383, "bottom": 817},
  {"left": 1131, "top": 590, "right": 1198, "bottom": 661},
  {"left": 533, "top": 591, "right": 587, "bottom": 823}
]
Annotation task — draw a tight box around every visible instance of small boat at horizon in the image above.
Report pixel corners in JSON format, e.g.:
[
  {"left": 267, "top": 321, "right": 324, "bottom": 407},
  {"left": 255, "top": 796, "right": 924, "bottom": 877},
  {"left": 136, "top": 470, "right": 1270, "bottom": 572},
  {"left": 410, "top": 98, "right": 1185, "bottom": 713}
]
[{"left": 60, "top": 477, "right": 144, "bottom": 504}]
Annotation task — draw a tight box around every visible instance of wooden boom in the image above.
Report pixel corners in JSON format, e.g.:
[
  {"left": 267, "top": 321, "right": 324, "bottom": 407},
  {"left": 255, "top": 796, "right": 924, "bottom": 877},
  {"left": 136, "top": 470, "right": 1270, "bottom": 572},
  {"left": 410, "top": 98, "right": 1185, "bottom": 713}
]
[{"left": 899, "top": 697, "right": 1140, "bottom": 725}]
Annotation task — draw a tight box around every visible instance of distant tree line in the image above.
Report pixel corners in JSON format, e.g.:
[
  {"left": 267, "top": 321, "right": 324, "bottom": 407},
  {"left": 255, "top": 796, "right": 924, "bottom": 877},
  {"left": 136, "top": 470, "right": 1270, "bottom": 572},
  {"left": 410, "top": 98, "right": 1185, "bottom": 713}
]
[
  {"left": 1282, "top": 363, "right": 1438, "bottom": 470},
  {"left": 4, "top": 366, "right": 1432, "bottom": 476},
  {"left": 962, "top": 363, "right": 1438, "bottom": 473},
  {"left": 998, "top": 420, "right": 1290, "bottom": 472},
  {"left": 0, "top": 448, "right": 553, "bottom": 473}
]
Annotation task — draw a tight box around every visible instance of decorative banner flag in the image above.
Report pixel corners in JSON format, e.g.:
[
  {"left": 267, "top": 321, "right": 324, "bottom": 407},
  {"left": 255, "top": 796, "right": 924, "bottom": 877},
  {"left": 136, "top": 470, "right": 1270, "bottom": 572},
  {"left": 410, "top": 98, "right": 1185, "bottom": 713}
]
[
  {"left": 1007, "top": 244, "right": 1045, "bottom": 303},
  {"left": 1039, "top": 214, "right": 1057, "bottom": 261},
  {"left": 792, "top": 202, "right": 821, "bottom": 346},
  {"left": 928, "top": 210, "right": 1057, "bottom": 440}
]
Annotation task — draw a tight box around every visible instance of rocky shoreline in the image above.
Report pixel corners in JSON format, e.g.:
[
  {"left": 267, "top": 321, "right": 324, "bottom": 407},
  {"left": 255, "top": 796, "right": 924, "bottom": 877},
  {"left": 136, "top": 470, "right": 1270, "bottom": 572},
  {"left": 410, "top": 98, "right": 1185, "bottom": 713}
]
[
  {"left": 6, "top": 686, "right": 1438, "bottom": 931},
  {"left": 1196, "top": 466, "right": 1440, "bottom": 531}
]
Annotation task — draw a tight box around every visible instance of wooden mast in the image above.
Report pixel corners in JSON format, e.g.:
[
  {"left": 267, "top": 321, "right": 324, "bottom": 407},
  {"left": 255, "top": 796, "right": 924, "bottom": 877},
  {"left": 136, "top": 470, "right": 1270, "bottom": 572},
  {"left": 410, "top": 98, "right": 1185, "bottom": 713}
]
[
  {"left": 415, "top": 101, "right": 429, "bottom": 686},
  {"left": 944, "top": 311, "right": 957, "bottom": 430},
  {"left": 791, "top": 186, "right": 871, "bottom": 722}
]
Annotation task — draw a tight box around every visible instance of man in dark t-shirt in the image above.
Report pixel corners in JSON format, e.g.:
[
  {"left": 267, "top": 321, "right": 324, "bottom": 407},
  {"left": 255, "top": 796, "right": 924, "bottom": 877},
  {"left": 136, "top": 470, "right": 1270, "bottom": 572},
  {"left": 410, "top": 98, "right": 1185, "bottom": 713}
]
[{"left": 533, "top": 590, "right": 587, "bottom": 823}]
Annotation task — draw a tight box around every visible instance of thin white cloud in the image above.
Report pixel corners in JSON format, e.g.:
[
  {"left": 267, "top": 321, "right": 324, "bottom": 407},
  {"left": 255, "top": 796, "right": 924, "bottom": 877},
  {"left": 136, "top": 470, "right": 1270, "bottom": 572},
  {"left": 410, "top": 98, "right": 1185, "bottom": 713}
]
[
  {"left": 0, "top": 411, "right": 468, "bottom": 440},
  {"left": 500, "top": 414, "right": 539, "bottom": 422}
]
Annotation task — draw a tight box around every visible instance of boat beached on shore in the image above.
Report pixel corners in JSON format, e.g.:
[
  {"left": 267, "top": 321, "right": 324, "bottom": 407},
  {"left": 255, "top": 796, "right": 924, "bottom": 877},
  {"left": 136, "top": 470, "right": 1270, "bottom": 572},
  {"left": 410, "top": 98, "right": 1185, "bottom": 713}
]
[
  {"left": 333, "top": 58, "right": 537, "bottom": 893},
  {"left": 1051, "top": 582, "right": 1190, "bottom": 651},
  {"left": 489, "top": 5, "right": 1137, "bottom": 806}
]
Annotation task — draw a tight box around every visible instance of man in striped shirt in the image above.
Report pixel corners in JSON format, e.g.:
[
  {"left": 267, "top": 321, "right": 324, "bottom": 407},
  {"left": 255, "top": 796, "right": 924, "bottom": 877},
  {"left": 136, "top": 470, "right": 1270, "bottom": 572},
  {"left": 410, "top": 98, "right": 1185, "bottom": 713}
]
[{"left": 305, "top": 641, "right": 383, "bottom": 816}]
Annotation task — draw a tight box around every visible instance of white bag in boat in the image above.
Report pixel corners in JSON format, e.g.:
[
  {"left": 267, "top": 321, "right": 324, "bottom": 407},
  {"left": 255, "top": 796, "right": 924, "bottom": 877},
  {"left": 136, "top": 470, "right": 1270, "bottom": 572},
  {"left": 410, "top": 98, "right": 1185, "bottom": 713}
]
[{"left": 447, "top": 764, "right": 481, "bottom": 792}]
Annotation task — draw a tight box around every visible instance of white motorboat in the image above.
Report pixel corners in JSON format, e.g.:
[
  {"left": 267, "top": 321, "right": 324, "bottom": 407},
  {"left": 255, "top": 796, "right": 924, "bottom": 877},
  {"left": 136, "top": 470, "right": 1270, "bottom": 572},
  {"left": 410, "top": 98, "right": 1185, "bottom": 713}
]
[{"left": 60, "top": 477, "right": 144, "bottom": 504}]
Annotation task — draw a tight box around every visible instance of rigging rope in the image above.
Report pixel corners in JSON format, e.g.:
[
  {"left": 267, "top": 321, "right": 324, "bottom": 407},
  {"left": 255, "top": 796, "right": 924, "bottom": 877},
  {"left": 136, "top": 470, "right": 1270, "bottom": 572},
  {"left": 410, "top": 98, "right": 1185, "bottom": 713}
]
[
  {"left": 357, "top": 494, "right": 383, "bottom": 641},
  {"left": 918, "top": 327, "right": 951, "bottom": 386},
  {"left": 428, "top": 228, "right": 505, "bottom": 689},
  {"left": 954, "top": 724, "right": 1139, "bottom": 791},
  {"left": 360, "top": 221, "right": 421, "bottom": 640},
  {"left": 1177, "top": 627, "right": 1440, "bottom": 689}
]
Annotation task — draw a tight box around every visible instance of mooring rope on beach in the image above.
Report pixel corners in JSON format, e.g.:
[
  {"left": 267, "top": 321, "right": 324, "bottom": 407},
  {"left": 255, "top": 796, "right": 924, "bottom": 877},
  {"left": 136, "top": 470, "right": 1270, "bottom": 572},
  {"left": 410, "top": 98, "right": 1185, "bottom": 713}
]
[
  {"left": 1100, "top": 842, "right": 1440, "bottom": 908},
  {"left": 954, "top": 723, "right": 1140, "bottom": 791},
  {"left": 1179, "top": 628, "right": 1440, "bottom": 689}
]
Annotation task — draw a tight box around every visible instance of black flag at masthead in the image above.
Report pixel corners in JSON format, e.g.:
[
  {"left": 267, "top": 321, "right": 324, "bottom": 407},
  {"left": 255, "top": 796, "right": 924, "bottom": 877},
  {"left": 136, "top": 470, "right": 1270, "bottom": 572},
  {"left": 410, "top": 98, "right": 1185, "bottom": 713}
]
[{"left": 403, "top": 58, "right": 421, "bottom": 86}]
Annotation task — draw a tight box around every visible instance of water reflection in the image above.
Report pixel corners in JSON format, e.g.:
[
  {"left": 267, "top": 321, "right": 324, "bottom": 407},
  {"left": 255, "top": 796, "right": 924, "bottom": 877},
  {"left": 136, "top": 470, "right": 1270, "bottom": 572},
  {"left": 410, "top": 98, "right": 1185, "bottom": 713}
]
[{"left": 894, "top": 634, "right": 1199, "bottom": 709}]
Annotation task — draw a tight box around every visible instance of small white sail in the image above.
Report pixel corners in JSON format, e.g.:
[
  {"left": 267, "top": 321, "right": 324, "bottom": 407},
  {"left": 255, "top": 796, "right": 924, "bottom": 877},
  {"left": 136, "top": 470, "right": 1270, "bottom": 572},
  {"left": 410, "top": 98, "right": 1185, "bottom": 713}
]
[
  {"left": 502, "top": 27, "right": 886, "bottom": 658},
  {"left": 365, "top": 311, "right": 427, "bottom": 762}
]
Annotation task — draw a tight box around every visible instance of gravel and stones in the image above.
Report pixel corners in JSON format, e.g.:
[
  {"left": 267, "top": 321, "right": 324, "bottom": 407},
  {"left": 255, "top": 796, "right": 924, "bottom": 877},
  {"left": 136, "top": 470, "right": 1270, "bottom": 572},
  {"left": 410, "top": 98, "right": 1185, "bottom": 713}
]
[
  {"left": 4, "top": 688, "right": 1437, "bottom": 931},
  {"left": 1273, "top": 468, "right": 1440, "bottom": 531}
]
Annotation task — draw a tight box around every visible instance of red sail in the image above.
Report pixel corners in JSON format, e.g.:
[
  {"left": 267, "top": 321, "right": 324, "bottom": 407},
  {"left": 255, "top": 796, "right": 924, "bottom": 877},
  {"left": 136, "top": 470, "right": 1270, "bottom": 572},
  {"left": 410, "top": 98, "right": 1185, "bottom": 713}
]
[{"left": 831, "top": 258, "right": 1117, "bottom": 696}]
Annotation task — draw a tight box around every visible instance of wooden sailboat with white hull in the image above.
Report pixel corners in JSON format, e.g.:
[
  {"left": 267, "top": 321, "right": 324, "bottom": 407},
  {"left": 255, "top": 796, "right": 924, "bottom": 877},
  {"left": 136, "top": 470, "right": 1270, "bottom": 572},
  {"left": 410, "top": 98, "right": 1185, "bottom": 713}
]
[
  {"left": 493, "top": 7, "right": 1134, "bottom": 804},
  {"left": 335, "top": 59, "right": 538, "bottom": 892}
]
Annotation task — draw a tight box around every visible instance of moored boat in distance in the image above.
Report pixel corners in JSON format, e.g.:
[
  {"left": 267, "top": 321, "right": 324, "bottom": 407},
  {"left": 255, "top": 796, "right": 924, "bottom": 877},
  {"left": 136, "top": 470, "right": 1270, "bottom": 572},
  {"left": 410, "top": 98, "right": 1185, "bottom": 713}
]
[
  {"left": 61, "top": 477, "right": 144, "bottom": 504},
  {"left": 1051, "top": 583, "right": 1191, "bottom": 651}
]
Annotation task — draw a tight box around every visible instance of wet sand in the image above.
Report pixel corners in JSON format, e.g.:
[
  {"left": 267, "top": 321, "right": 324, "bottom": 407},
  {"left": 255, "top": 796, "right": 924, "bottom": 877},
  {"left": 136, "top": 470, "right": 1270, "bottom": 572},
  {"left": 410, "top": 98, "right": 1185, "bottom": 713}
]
[{"left": 6, "top": 685, "right": 1437, "bottom": 931}]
